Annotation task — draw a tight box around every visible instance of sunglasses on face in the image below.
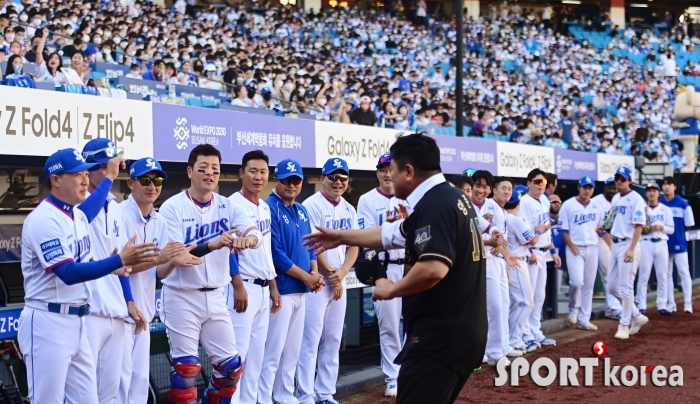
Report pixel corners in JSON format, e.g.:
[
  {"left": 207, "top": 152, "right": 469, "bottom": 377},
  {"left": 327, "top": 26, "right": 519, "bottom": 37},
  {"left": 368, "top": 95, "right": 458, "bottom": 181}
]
[
  {"left": 614, "top": 175, "right": 628, "bottom": 183},
  {"left": 327, "top": 174, "right": 349, "bottom": 183},
  {"left": 532, "top": 178, "right": 548, "bottom": 186},
  {"left": 279, "top": 177, "right": 302, "bottom": 186},
  {"left": 136, "top": 177, "right": 164, "bottom": 187},
  {"left": 550, "top": 200, "right": 562, "bottom": 205}
]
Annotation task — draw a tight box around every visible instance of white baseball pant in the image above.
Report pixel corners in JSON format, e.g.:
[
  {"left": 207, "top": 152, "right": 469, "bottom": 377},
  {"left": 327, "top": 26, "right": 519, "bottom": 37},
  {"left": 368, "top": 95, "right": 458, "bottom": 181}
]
[
  {"left": 608, "top": 241, "right": 642, "bottom": 326},
  {"left": 85, "top": 315, "right": 127, "bottom": 404},
  {"left": 161, "top": 286, "right": 239, "bottom": 379},
  {"left": 485, "top": 256, "right": 510, "bottom": 361},
  {"left": 117, "top": 322, "right": 150, "bottom": 404},
  {"left": 598, "top": 239, "right": 622, "bottom": 312},
  {"left": 18, "top": 307, "right": 98, "bottom": 404},
  {"left": 668, "top": 253, "right": 693, "bottom": 309},
  {"left": 373, "top": 263, "right": 403, "bottom": 386},
  {"left": 297, "top": 281, "right": 347, "bottom": 404},
  {"left": 507, "top": 259, "right": 534, "bottom": 349},
  {"left": 227, "top": 281, "right": 271, "bottom": 404},
  {"left": 635, "top": 240, "right": 669, "bottom": 311},
  {"left": 524, "top": 250, "right": 547, "bottom": 343},
  {"left": 566, "top": 245, "right": 598, "bottom": 324},
  {"left": 257, "top": 293, "right": 306, "bottom": 404}
]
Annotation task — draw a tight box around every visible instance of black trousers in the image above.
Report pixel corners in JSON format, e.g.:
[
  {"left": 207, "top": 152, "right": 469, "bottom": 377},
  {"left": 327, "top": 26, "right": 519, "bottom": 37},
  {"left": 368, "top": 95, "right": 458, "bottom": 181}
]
[{"left": 397, "top": 355, "right": 472, "bottom": 404}]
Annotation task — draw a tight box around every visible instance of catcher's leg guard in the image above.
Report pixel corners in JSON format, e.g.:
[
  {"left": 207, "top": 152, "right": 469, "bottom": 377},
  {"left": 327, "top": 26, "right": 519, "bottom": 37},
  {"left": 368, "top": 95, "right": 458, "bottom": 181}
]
[
  {"left": 167, "top": 356, "right": 201, "bottom": 404},
  {"left": 202, "top": 355, "right": 244, "bottom": 404}
]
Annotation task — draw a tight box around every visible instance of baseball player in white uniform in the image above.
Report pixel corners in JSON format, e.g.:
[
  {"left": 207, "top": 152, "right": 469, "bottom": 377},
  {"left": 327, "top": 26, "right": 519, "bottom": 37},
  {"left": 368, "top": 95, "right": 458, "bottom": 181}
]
[
  {"left": 608, "top": 167, "right": 649, "bottom": 340},
  {"left": 635, "top": 183, "right": 675, "bottom": 315},
  {"left": 226, "top": 150, "right": 282, "bottom": 404},
  {"left": 559, "top": 177, "right": 606, "bottom": 331},
  {"left": 660, "top": 176, "right": 696, "bottom": 313},
  {"left": 117, "top": 158, "right": 203, "bottom": 404},
  {"left": 18, "top": 148, "right": 157, "bottom": 404},
  {"left": 517, "top": 169, "right": 561, "bottom": 351},
  {"left": 258, "top": 159, "right": 325, "bottom": 404},
  {"left": 356, "top": 154, "right": 406, "bottom": 396},
  {"left": 158, "top": 144, "right": 263, "bottom": 404},
  {"left": 298, "top": 158, "right": 359, "bottom": 404},
  {"left": 591, "top": 178, "right": 623, "bottom": 319}
]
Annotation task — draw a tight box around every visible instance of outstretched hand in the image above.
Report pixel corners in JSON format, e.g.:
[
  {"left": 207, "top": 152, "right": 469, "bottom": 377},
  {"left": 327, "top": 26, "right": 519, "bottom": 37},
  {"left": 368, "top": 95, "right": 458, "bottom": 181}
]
[{"left": 303, "top": 226, "right": 343, "bottom": 255}]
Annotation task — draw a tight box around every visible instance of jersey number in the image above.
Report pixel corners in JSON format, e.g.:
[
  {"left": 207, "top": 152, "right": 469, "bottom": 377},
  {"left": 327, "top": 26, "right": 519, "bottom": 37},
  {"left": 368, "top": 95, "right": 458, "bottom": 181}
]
[{"left": 470, "top": 218, "right": 485, "bottom": 261}]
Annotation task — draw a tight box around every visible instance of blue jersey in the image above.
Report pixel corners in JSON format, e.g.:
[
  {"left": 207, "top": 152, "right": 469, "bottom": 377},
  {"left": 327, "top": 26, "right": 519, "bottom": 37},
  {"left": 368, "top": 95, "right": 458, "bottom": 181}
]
[
  {"left": 550, "top": 214, "right": 566, "bottom": 252},
  {"left": 266, "top": 192, "right": 316, "bottom": 295},
  {"left": 659, "top": 195, "right": 696, "bottom": 254}
]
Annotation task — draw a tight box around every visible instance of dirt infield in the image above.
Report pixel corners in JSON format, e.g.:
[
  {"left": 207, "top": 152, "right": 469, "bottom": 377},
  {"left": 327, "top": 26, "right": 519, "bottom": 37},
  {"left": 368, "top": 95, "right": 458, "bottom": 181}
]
[{"left": 342, "top": 290, "right": 700, "bottom": 404}]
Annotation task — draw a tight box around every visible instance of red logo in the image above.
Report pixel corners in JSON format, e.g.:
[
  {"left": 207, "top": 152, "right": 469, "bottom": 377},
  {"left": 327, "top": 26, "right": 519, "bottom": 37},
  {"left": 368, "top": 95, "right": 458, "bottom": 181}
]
[{"left": 592, "top": 341, "right": 607, "bottom": 358}]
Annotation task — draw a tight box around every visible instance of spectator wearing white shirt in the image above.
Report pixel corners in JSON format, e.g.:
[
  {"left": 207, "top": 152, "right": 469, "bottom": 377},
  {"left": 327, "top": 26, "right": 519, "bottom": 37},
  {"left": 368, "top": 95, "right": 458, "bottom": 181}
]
[{"left": 231, "top": 84, "right": 253, "bottom": 107}]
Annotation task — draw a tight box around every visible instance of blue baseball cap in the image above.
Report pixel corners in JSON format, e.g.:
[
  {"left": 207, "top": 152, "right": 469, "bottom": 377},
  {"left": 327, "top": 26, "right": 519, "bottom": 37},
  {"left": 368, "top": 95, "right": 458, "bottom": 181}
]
[
  {"left": 44, "top": 148, "right": 101, "bottom": 179},
  {"left": 645, "top": 182, "right": 660, "bottom": 190},
  {"left": 322, "top": 158, "right": 349, "bottom": 175},
  {"left": 376, "top": 154, "right": 391, "bottom": 169},
  {"left": 508, "top": 184, "right": 528, "bottom": 205},
  {"left": 260, "top": 88, "right": 271, "bottom": 96},
  {"left": 129, "top": 158, "right": 168, "bottom": 179},
  {"left": 579, "top": 176, "right": 595, "bottom": 187},
  {"left": 463, "top": 168, "right": 477, "bottom": 177},
  {"left": 82, "top": 138, "right": 122, "bottom": 165},
  {"left": 604, "top": 177, "right": 615, "bottom": 185},
  {"left": 615, "top": 166, "right": 633, "bottom": 180},
  {"left": 275, "top": 158, "right": 304, "bottom": 180}
]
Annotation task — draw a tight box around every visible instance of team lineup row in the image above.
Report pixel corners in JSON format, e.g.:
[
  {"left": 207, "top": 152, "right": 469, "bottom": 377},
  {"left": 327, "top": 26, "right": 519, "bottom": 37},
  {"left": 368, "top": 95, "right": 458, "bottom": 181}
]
[{"left": 16, "top": 135, "right": 696, "bottom": 404}]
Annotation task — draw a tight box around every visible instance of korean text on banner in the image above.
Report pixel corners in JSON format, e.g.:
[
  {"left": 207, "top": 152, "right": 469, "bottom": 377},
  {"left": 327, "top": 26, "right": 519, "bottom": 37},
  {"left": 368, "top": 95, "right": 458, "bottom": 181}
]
[
  {"left": 430, "top": 135, "right": 498, "bottom": 174},
  {"left": 0, "top": 86, "right": 154, "bottom": 158},
  {"left": 597, "top": 154, "right": 636, "bottom": 182},
  {"left": 314, "top": 122, "right": 402, "bottom": 171},
  {"left": 496, "top": 142, "right": 554, "bottom": 177},
  {"left": 152, "top": 103, "right": 316, "bottom": 166},
  {"left": 554, "top": 149, "right": 598, "bottom": 180}
]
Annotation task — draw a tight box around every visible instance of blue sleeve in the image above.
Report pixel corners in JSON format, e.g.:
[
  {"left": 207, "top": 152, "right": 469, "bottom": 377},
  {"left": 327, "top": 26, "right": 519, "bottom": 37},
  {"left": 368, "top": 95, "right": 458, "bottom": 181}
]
[
  {"left": 119, "top": 275, "right": 134, "bottom": 303},
  {"left": 229, "top": 253, "right": 240, "bottom": 276},
  {"left": 78, "top": 178, "right": 114, "bottom": 223},
  {"left": 269, "top": 203, "right": 295, "bottom": 273},
  {"left": 52, "top": 255, "right": 123, "bottom": 285}
]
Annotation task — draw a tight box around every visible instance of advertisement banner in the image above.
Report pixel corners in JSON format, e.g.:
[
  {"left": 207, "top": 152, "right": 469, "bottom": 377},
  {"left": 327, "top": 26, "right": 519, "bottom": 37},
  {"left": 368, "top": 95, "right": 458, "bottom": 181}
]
[
  {"left": 430, "top": 135, "right": 498, "bottom": 174},
  {"left": 0, "top": 308, "right": 22, "bottom": 339},
  {"left": 596, "top": 154, "right": 636, "bottom": 182},
  {"left": 0, "top": 86, "right": 154, "bottom": 159},
  {"left": 152, "top": 103, "right": 316, "bottom": 166},
  {"left": 314, "top": 122, "right": 402, "bottom": 171},
  {"left": 0, "top": 225, "right": 22, "bottom": 263},
  {"left": 554, "top": 149, "right": 598, "bottom": 180},
  {"left": 496, "top": 142, "right": 555, "bottom": 178}
]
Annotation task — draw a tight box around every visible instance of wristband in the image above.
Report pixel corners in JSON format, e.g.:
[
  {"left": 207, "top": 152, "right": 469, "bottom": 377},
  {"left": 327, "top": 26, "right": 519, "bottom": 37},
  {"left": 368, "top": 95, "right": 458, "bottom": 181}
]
[
  {"left": 550, "top": 248, "right": 557, "bottom": 255},
  {"left": 191, "top": 243, "right": 211, "bottom": 257}
]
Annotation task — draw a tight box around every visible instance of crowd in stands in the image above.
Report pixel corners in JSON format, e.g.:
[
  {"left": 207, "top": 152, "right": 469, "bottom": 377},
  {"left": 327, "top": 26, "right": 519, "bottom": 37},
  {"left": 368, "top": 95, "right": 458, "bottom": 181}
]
[{"left": 0, "top": 0, "right": 697, "bottom": 168}]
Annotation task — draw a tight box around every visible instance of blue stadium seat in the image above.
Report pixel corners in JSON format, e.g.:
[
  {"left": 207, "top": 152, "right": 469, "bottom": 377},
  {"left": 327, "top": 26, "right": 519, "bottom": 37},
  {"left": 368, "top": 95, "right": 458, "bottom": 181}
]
[
  {"left": 186, "top": 98, "right": 204, "bottom": 107},
  {"left": 58, "top": 84, "right": 84, "bottom": 94}
]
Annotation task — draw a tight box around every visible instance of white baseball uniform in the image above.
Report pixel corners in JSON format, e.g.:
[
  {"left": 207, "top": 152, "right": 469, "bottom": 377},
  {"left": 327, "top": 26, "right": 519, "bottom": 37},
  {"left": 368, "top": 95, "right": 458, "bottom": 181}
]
[
  {"left": 298, "top": 191, "right": 358, "bottom": 404},
  {"left": 117, "top": 195, "right": 170, "bottom": 404},
  {"left": 473, "top": 199, "right": 511, "bottom": 361},
  {"left": 505, "top": 213, "right": 535, "bottom": 349},
  {"left": 84, "top": 192, "right": 130, "bottom": 404},
  {"left": 225, "top": 192, "right": 276, "bottom": 404},
  {"left": 591, "top": 194, "right": 622, "bottom": 314},
  {"left": 635, "top": 203, "right": 674, "bottom": 311},
  {"left": 559, "top": 197, "right": 603, "bottom": 325},
  {"left": 517, "top": 193, "right": 551, "bottom": 343},
  {"left": 607, "top": 190, "right": 646, "bottom": 326},
  {"left": 660, "top": 195, "right": 696, "bottom": 312},
  {"left": 357, "top": 188, "right": 406, "bottom": 387},
  {"left": 158, "top": 191, "right": 258, "bottom": 379},
  {"left": 18, "top": 199, "right": 99, "bottom": 404}
]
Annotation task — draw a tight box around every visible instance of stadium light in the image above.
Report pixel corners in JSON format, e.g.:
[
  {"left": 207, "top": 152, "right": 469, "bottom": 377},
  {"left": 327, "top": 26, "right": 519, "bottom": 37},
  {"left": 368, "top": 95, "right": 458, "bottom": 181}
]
[
  {"left": 629, "top": 3, "right": 649, "bottom": 7},
  {"left": 561, "top": 0, "right": 581, "bottom": 4},
  {"left": 280, "top": 0, "right": 297, "bottom": 6}
]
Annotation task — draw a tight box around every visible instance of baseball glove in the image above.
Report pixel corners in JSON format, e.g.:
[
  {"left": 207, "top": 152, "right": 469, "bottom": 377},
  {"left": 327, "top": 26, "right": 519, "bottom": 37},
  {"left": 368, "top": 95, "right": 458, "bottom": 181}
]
[
  {"left": 603, "top": 207, "right": 616, "bottom": 232},
  {"left": 354, "top": 248, "right": 389, "bottom": 286},
  {"left": 641, "top": 208, "right": 652, "bottom": 235}
]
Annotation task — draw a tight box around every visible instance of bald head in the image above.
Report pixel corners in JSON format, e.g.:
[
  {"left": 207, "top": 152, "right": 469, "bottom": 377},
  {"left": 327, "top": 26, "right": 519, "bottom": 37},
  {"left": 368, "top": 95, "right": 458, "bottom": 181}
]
[{"left": 549, "top": 194, "right": 561, "bottom": 214}]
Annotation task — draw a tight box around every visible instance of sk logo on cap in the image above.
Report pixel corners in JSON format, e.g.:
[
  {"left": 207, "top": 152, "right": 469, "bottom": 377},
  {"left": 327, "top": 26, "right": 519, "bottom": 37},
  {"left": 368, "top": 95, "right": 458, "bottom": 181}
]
[
  {"left": 146, "top": 158, "right": 157, "bottom": 169},
  {"left": 333, "top": 159, "right": 342, "bottom": 168},
  {"left": 287, "top": 162, "right": 297, "bottom": 172}
]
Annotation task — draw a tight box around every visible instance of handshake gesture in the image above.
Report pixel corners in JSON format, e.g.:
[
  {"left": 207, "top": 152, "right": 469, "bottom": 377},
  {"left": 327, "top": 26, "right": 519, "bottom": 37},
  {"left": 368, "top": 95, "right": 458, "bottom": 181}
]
[{"left": 210, "top": 229, "right": 259, "bottom": 253}]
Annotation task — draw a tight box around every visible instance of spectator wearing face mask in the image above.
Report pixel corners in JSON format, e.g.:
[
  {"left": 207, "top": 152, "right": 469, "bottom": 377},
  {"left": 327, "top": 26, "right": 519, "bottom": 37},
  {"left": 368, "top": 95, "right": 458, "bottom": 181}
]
[
  {"left": 468, "top": 111, "right": 487, "bottom": 137},
  {"left": 24, "top": 32, "right": 48, "bottom": 64},
  {"left": 198, "top": 63, "right": 223, "bottom": 90},
  {"left": 350, "top": 96, "right": 378, "bottom": 126},
  {"left": 125, "top": 63, "right": 142, "bottom": 79}
]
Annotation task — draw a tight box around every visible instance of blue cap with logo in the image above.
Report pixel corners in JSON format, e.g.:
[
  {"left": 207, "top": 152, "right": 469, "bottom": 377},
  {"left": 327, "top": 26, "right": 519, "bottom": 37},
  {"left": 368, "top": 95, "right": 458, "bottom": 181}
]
[
  {"left": 129, "top": 158, "right": 167, "bottom": 179},
  {"left": 645, "top": 182, "right": 660, "bottom": 190},
  {"left": 604, "top": 177, "right": 615, "bottom": 185},
  {"left": 322, "top": 158, "right": 349, "bottom": 175},
  {"left": 579, "top": 176, "right": 595, "bottom": 187},
  {"left": 508, "top": 184, "right": 529, "bottom": 205},
  {"left": 82, "top": 138, "right": 121, "bottom": 165},
  {"left": 376, "top": 154, "right": 391, "bottom": 169},
  {"left": 615, "top": 166, "right": 633, "bottom": 180},
  {"left": 44, "top": 148, "right": 101, "bottom": 178},
  {"left": 275, "top": 158, "right": 304, "bottom": 180}
]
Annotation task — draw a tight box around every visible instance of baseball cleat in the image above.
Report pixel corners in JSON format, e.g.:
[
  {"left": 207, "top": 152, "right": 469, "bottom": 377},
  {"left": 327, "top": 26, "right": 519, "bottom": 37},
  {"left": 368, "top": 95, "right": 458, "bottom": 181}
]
[
  {"left": 315, "top": 400, "right": 339, "bottom": 404},
  {"left": 525, "top": 340, "right": 540, "bottom": 352},
  {"left": 684, "top": 304, "right": 693, "bottom": 314},
  {"left": 669, "top": 303, "right": 677, "bottom": 312},
  {"left": 487, "top": 357, "right": 511, "bottom": 367},
  {"left": 615, "top": 324, "right": 630, "bottom": 340},
  {"left": 384, "top": 384, "right": 397, "bottom": 397},
  {"left": 539, "top": 337, "right": 556, "bottom": 346},
  {"left": 507, "top": 348, "right": 524, "bottom": 358},
  {"left": 639, "top": 309, "right": 647, "bottom": 316},
  {"left": 577, "top": 322, "right": 598, "bottom": 331},
  {"left": 629, "top": 313, "right": 649, "bottom": 335},
  {"left": 566, "top": 316, "right": 578, "bottom": 327},
  {"left": 605, "top": 309, "right": 622, "bottom": 320},
  {"left": 658, "top": 309, "right": 673, "bottom": 316}
]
